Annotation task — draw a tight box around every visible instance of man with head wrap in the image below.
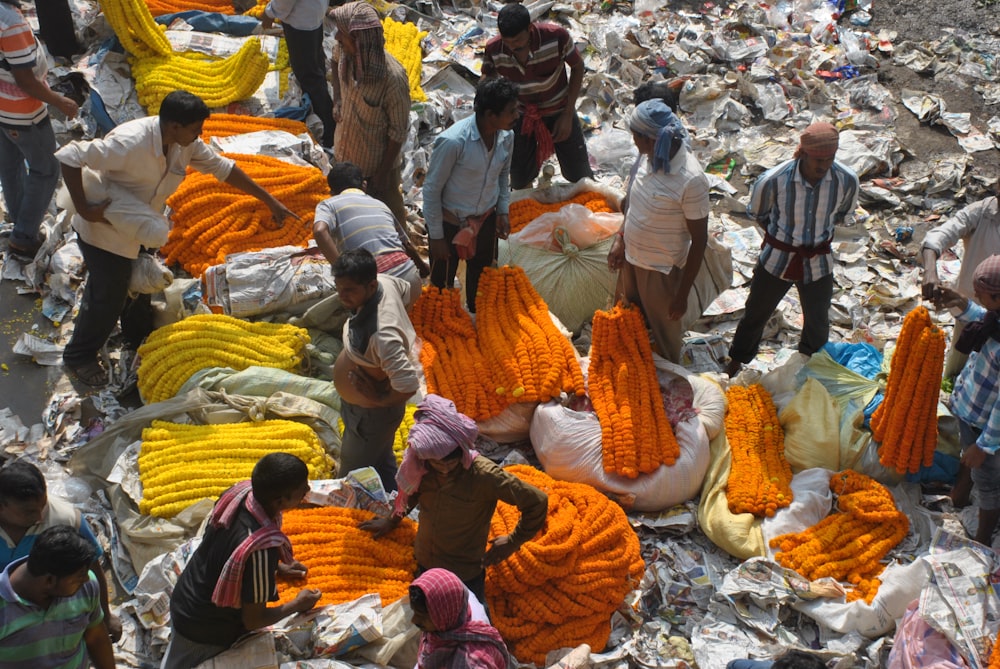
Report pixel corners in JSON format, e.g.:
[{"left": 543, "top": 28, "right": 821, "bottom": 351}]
[
  {"left": 725, "top": 122, "right": 859, "bottom": 377},
  {"left": 607, "top": 99, "right": 709, "bottom": 363},
  {"left": 329, "top": 2, "right": 410, "bottom": 226},
  {"left": 360, "top": 395, "right": 548, "bottom": 603},
  {"left": 933, "top": 255, "right": 1000, "bottom": 546}
]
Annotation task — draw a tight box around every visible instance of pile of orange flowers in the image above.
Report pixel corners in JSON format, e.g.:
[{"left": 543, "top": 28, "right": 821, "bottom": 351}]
[
  {"left": 163, "top": 153, "right": 326, "bottom": 277},
  {"left": 410, "top": 286, "right": 507, "bottom": 421},
  {"left": 476, "top": 266, "right": 585, "bottom": 404},
  {"left": 509, "top": 191, "right": 614, "bottom": 234},
  {"left": 870, "top": 306, "right": 945, "bottom": 474},
  {"left": 276, "top": 506, "right": 417, "bottom": 608},
  {"left": 770, "top": 469, "right": 909, "bottom": 604},
  {"left": 487, "top": 465, "right": 645, "bottom": 665},
  {"left": 145, "top": 0, "right": 233, "bottom": 14},
  {"left": 989, "top": 634, "right": 1000, "bottom": 669},
  {"left": 588, "top": 304, "right": 679, "bottom": 478},
  {"left": 725, "top": 384, "right": 793, "bottom": 517},
  {"left": 200, "top": 114, "right": 309, "bottom": 141}
]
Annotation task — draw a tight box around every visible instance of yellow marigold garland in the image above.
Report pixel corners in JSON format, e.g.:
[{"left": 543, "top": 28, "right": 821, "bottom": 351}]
[
  {"left": 99, "top": 0, "right": 172, "bottom": 58},
  {"left": 338, "top": 404, "right": 417, "bottom": 465},
  {"left": 276, "top": 506, "right": 417, "bottom": 607},
  {"left": 136, "top": 314, "right": 310, "bottom": 403},
  {"left": 382, "top": 16, "right": 427, "bottom": 103},
  {"left": 410, "top": 286, "right": 508, "bottom": 421},
  {"left": 138, "top": 419, "right": 332, "bottom": 517},
  {"left": 162, "top": 153, "right": 326, "bottom": 277},
  {"left": 476, "top": 266, "right": 586, "bottom": 404},
  {"left": 131, "top": 38, "right": 270, "bottom": 114},
  {"left": 486, "top": 465, "right": 645, "bottom": 665},
  {"left": 769, "top": 469, "right": 909, "bottom": 604},
  {"left": 588, "top": 304, "right": 680, "bottom": 478},
  {"left": 509, "top": 191, "right": 614, "bottom": 235},
  {"left": 869, "top": 306, "right": 945, "bottom": 474},
  {"left": 725, "top": 384, "right": 793, "bottom": 517},
  {"left": 200, "top": 113, "right": 308, "bottom": 142}
]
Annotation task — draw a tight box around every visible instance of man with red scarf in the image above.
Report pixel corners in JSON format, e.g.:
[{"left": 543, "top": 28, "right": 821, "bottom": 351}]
[{"left": 481, "top": 2, "right": 593, "bottom": 190}]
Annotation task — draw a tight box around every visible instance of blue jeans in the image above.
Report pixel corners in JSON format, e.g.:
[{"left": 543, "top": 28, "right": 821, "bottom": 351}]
[{"left": 0, "top": 117, "right": 60, "bottom": 247}]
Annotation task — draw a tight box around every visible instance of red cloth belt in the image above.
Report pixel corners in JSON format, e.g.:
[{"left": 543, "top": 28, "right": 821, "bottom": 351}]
[
  {"left": 375, "top": 250, "right": 410, "bottom": 273},
  {"left": 762, "top": 231, "right": 832, "bottom": 282}
]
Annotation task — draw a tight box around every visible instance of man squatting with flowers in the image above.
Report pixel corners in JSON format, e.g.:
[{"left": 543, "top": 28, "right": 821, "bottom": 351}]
[
  {"left": 55, "top": 90, "right": 298, "bottom": 388},
  {"left": 361, "top": 394, "right": 548, "bottom": 604},
  {"left": 162, "top": 453, "right": 321, "bottom": 669},
  {"left": 332, "top": 248, "right": 420, "bottom": 492},
  {"left": 932, "top": 255, "right": 1000, "bottom": 547}
]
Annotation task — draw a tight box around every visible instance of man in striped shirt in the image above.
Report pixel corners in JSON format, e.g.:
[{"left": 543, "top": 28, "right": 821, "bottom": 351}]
[
  {"left": 726, "top": 123, "right": 858, "bottom": 376},
  {"left": 0, "top": 0, "right": 79, "bottom": 257},
  {"left": 0, "top": 525, "right": 115, "bottom": 669},
  {"left": 482, "top": 3, "right": 593, "bottom": 189}
]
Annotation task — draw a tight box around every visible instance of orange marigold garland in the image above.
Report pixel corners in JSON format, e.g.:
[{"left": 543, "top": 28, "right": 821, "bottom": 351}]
[
  {"left": 277, "top": 506, "right": 417, "bottom": 608},
  {"left": 476, "top": 266, "right": 586, "bottom": 404},
  {"left": 770, "top": 469, "right": 909, "bottom": 604},
  {"left": 487, "top": 465, "right": 645, "bottom": 665},
  {"left": 869, "top": 306, "right": 945, "bottom": 474},
  {"left": 162, "top": 153, "right": 326, "bottom": 277},
  {"left": 509, "top": 191, "right": 614, "bottom": 235},
  {"left": 725, "top": 384, "right": 793, "bottom": 517},
  {"left": 989, "top": 634, "right": 1000, "bottom": 669},
  {"left": 145, "top": 0, "right": 234, "bottom": 15},
  {"left": 200, "top": 114, "right": 309, "bottom": 141},
  {"left": 410, "top": 286, "right": 508, "bottom": 421},
  {"left": 588, "top": 304, "right": 680, "bottom": 478}
]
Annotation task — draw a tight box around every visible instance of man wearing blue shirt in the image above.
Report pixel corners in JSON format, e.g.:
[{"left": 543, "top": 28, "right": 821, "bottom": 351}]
[{"left": 422, "top": 78, "right": 519, "bottom": 313}]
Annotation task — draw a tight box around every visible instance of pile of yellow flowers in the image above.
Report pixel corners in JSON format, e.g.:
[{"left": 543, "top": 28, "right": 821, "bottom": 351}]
[
  {"left": 138, "top": 419, "right": 332, "bottom": 518},
  {"left": 163, "top": 153, "right": 327, "bottom": 277},
  {"left": 487, "top": 466, "right": 645, "bottom": 665},
  {"left": 276, "top": 506, "right": 417, "bottom": 607},
  {"left": 99, "top": 0, "right": 269, "bottom": 112},
  {"left": 137, "top": 314, "right": 310, "bottom": 403},
  {"left": 338, "top": 404, "right": 417, "bottom": 465},
  {"left": 383, "top": 16, "right": 427, "bottom": 102}
]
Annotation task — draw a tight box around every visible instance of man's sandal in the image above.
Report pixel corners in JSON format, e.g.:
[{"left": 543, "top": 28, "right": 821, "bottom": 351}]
[{"left": 66, "top": 360, "right": 109, "bottom": 387}]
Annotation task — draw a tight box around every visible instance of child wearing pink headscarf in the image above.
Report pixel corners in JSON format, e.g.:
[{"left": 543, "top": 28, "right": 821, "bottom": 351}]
[{"left": 409, "top": 568, "right": 513, "bottom": 669}]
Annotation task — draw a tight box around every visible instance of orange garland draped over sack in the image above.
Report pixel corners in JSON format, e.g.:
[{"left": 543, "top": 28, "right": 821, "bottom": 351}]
[
  {"left": 588, "top": 304, "right": 679, "bottom": 478},
  {"left": 476, "top": 266, "right": 585, "bottom": 404},
  {"left": 163, "top": 153, "right": 327, "bottom": 277},
  {"left": 725, "top": 384, "right": 793, "bottom": 517},
  {"left": 200, "top": 114, "right": 309, "bottom": 141},
  {"left": 769, "top": 470, "right": 909, "bottom": 604},
  {"left": 487, "top": 465, "right": 645, "bottom": 665},
  {"left": 869, "top": 305, "right": 945, "bottom": 474},
  {"left": 276, "top": 506, "right": 417, "bottom": 608},
  {"left": 410, "top": 286, "right": 508, "bottom": 421},
  {"left": 509, "top": 191, "right": 613, "bottom": 234},
  {"left": 145, "top": 0, "right": 234, "bottom": 15}
]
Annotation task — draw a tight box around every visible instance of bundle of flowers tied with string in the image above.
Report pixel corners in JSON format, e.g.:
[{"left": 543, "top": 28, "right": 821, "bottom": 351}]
[
  {"left": 769, "top": 469, "right": 909, "bottom": 604},
  {"left": 163, "top": 153, "right": 327, "bottom": 277},
  {"left": 137, "top": 313, "right": 309, "bottom": 403},
  {"left": 870, "top": 305, "right": 945, "bottom": 474},
  {"left": 486, "top": 465, "right": 645, "bottom": 665},
  {"left": 588, "top": 304, "right": 679, "bottom": 478},
  {"left": 276, "top": 506, "right": 417, "bottom": 607},
  {"left": 725, "top": 384, "right": 793, "bottom": 517},
  {"left": 138, "top": 419, "right": 332, "bottom": 518}
]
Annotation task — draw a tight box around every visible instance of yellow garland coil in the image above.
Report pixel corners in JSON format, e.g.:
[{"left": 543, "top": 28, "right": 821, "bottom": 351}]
[
  {"left": 136, "top": 314, "right": 310, "bottom": 403},
  {"left": 338, "top": 404, "right": 417, "bottom": 465},
  {"left": 163, "top": 153, "right": 327, "bottom": 277},
  {"left": 138, "top": 419, "right": 332, "bottom": 517},
  {"left": 769, "top": 469, "right": 909, "bottom": 604},
  {"left": 487, "top": 465, "right": 645, "bottom": 665},
  {"left": 276, "top": 506, "right": 417, "bottom": 607},
  {"left": 98, "top": 0, "right": 172, "bottom": 58},
  {"left": 724, "top": 384, "right": 794, "bottom": 517},
  {"left": 382, "top": 16, "right": 427, "bottom": 103}
]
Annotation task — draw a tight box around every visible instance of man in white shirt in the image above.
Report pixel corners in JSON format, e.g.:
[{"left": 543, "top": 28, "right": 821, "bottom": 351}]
[{"left": 56, "top": 90, "right": 297, "bottom": 387}]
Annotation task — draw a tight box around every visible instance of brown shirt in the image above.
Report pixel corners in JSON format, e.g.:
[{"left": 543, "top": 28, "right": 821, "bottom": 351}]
[{"left": 411, "top": 456, "right": 548, "bottom": 580}]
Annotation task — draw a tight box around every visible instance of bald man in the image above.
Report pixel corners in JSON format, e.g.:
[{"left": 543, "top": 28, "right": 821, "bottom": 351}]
[{"left": 726, "top": 123, "right": 859, "bottom": 376}]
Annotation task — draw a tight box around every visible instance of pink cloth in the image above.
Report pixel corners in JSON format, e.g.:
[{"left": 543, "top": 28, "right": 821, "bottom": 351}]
[
  {"left": 973, "top": 254, "right": 1000, "bottom": 294},
  {"left": 393, "top": 395, "right": 478, "bottom": 515},
  {"left": 412, "top": 568, "right": 512, "bottom": 669},
  {"left": 209, "top": 480, "right": 292, "bottom": 608},
  {"left": 520, "top": 104, "right": 555, "bottom": 169}
]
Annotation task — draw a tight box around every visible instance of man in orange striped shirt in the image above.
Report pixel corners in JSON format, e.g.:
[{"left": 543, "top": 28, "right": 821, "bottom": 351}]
[{"left": 0, "top": 0, "right": 78, "bottom": 258}]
